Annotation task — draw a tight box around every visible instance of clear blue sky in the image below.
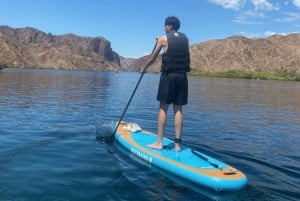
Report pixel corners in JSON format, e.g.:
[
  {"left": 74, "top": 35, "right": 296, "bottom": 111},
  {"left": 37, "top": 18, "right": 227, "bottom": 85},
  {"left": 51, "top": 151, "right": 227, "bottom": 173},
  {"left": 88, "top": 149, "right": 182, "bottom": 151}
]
[{"left": 1, "top": 0, "right": 299, "bottom": 58}]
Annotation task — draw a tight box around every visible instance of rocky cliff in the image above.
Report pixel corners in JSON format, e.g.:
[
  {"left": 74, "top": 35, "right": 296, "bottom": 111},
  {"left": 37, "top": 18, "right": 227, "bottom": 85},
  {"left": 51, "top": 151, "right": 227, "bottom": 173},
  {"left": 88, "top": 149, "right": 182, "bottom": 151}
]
[
  {"left": 1, "top": 25, "right": 299, "bottom": 73},
  {"left": 0, "top": 26, "right": 120, "bottom": 70},
  {"left": 121, "top": 34, "right": 300, "bottom": 73},
  {"left": 190, "top": 34, "right": 300, "bottom": 73}
]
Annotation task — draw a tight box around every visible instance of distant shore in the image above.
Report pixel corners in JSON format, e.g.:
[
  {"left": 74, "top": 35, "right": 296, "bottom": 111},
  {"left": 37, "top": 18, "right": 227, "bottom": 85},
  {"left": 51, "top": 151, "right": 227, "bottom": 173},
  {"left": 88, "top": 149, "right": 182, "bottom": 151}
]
[
  {"left": 188, "top": 69, "right": 300, "bottom": 81},
  {"left": 2, "top": 66, "right": 300, "bottom": 81}
]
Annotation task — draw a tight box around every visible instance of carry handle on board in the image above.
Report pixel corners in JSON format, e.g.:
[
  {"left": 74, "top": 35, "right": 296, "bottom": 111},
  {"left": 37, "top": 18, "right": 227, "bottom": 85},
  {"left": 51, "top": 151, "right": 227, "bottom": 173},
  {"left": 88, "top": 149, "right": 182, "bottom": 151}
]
[{"left": 191, "top": 149, "right": 222, "bottom": 170}]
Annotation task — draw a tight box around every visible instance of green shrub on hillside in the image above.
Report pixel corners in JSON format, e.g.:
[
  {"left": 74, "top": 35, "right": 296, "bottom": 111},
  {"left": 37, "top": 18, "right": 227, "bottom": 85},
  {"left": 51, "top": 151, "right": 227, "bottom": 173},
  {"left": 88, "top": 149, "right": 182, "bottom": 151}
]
[
  {"left": 0, "top": 60, "right": 8, "bottom": 68},
  {"left": 188, "top": 69, "right": 300, "bottom": 81}
]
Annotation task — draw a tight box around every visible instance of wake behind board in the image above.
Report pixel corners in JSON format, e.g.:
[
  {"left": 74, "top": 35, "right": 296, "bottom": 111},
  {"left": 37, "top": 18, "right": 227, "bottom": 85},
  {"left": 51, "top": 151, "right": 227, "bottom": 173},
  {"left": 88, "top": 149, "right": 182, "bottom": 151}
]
[{"left": 115, "top": 122, "right": 247, "bottom": 191}]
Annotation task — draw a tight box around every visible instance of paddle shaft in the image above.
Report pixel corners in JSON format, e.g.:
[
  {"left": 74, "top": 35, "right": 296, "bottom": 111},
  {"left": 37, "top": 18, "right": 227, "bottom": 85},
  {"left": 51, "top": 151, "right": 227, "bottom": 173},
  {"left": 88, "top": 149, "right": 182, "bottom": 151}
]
[
  {"left": 112, "top": 72, "right": 145, "bottom": 136},
  {"left": 111, "top": 42, "right": 158, "bottom": 138}
]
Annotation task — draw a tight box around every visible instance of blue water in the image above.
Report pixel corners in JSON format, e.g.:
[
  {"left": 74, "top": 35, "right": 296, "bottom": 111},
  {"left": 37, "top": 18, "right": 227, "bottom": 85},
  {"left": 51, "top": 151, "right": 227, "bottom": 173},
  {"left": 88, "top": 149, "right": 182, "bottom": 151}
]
[{"left": 0, "top": 68, "right": 299, "bottom": 201}]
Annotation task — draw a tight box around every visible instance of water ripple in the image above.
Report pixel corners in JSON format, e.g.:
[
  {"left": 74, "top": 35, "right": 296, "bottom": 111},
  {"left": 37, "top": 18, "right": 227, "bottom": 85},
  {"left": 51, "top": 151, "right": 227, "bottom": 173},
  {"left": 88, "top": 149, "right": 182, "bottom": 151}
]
[
  {"left": 0, "top": 186, "right": 13, "bottom": 201},
  {"left": 1, "top": 69, "right": 300, "bottom": 201}
]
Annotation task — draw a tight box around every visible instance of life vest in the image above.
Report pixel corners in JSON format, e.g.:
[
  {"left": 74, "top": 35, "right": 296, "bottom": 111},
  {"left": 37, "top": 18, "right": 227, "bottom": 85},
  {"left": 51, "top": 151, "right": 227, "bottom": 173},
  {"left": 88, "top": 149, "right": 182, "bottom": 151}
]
[{"left": 161, "top": 32, "right": 190, "bottom": 73}]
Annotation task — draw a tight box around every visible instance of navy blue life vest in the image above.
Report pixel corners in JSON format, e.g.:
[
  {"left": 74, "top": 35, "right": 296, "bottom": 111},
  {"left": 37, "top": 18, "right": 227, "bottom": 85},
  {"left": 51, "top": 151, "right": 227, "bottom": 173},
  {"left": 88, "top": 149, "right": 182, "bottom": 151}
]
[{"left": 161, "top": 32, "right": 190, "bottom": 73}]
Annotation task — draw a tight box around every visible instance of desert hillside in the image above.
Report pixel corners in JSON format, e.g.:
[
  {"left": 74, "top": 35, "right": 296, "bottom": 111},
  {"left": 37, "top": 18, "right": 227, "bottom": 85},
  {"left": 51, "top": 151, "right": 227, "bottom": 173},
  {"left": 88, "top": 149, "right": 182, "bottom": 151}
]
[
  {"left": 121, "top": 34, "right": 300, "bottom": 73},
  {"left": 0, "top": 26, "right": 120, "bottom": 71},
  {"left": 1, "top": 25, "right": 299, "bottom": 74}
]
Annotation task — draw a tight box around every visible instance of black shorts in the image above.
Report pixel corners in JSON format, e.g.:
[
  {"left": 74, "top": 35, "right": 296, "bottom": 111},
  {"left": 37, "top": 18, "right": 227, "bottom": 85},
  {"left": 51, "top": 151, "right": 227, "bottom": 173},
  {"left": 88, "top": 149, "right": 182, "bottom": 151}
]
[{"left": 157, "top": 72, "right": 188, "bottom": 105}]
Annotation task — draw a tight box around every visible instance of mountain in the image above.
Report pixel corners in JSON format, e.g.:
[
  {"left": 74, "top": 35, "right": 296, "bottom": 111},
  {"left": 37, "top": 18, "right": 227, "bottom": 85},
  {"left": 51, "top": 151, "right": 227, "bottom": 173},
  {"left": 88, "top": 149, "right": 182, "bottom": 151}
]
[
  {"left": 1, "top": 25, "right": 299, "bottom": 74},
  {"left": 190, "top": 34, "right": 300, "bottom": 73},
  {"left": 121, "top": 34, "right": 300, "bottom": 73},
  {"left": 0, "top": 26, "right": 120, "bottom": 70}
]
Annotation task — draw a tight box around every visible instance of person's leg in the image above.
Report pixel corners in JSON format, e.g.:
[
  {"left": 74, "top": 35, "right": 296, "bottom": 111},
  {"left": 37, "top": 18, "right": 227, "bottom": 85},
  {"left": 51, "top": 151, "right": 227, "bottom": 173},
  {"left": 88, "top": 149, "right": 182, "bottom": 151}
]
[
  {"left": 173, "top": 104, "right": 183, "bottom": 151},
  {"left": 147, "top": 103, "right": 169, "bottom": 149}
]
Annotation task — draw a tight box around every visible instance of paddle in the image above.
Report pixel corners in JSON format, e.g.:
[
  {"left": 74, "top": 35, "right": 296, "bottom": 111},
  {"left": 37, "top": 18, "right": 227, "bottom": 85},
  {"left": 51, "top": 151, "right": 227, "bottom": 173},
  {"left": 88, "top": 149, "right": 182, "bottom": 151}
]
[
  {"left": 101, "top": 42, "right": 158, "bottom": 143},
  {"left": 98, "top": 72, "right": 144, "bottom": 143},
  {"left": 112, "top": 72, "right": 145, "bottom": 132}
]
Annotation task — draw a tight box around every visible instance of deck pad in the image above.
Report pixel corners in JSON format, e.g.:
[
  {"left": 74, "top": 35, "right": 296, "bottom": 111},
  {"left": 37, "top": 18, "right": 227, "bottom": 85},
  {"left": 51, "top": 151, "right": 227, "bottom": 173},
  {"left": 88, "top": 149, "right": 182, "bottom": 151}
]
[{"left": 131, "top": 132, "right": 227, "bottom": 169}]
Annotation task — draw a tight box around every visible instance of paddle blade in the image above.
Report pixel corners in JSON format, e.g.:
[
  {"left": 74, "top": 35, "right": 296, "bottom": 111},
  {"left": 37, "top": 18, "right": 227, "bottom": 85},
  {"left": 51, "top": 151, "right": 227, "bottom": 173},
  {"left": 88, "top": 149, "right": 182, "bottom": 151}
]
[{"left": 95, "top": 121, "right": 115, "bottom": 143}]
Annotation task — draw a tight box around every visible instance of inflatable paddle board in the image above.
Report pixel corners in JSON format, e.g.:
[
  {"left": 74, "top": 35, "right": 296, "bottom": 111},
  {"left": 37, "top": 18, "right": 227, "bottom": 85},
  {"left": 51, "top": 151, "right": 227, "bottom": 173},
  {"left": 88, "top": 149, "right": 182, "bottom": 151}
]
[{"left": 115, "top": 122, "right": 247, "bottom": 191}]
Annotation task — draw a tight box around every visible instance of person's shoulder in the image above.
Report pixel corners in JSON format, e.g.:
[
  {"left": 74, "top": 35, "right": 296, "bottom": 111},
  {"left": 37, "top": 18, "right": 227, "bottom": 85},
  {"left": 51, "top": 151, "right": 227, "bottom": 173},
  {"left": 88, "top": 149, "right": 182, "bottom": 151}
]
[
  {"left": 166, "top": 32, "right": 187, "bottom": 38},
  {"left": 177, "top": 32, "right": 187, "bottom": 37},
  {"left": 158, "top": 34, "right": 167, "bottom": 39},
  {"left": 177, "top": 32, "right": 189, "bottom": 41},
  {"left": 157, "top": 35, "right": 167, "bottom": 42}
]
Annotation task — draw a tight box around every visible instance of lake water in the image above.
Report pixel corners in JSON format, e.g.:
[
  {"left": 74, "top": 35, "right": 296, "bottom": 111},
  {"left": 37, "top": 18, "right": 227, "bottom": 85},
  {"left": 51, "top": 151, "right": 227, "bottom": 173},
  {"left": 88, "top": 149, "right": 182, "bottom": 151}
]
[{"left": 0, "top": 68, "right": 299, "bottom": 201}]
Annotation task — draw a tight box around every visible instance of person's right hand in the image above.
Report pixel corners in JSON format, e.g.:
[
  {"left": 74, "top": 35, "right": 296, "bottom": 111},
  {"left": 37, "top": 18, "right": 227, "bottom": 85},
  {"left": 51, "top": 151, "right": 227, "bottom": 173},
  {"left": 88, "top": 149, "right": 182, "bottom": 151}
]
[{"left": 140, "top": 67, "right": 147, "bottom": 73}]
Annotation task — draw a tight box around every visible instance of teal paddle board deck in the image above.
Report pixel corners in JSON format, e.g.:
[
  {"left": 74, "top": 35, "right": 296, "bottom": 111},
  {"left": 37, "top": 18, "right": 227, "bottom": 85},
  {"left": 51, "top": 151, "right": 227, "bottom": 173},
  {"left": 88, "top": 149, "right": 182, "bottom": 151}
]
[{"left": 115, "top": 122, "right": 247, "bottom": 191}]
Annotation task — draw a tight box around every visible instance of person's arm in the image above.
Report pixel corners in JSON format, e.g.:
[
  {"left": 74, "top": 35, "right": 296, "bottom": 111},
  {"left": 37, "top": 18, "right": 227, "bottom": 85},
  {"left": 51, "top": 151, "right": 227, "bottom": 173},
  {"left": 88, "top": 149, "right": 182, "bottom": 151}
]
[{"left": 141, "top": 37, "right": 164, "bottom": 73}]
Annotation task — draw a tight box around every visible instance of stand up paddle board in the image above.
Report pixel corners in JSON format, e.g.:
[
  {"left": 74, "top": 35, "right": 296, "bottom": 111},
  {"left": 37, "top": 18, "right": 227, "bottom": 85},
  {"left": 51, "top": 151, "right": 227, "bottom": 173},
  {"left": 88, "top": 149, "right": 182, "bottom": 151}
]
[{"left": 115, "top": 122, "right": 247, "bottom": 191}]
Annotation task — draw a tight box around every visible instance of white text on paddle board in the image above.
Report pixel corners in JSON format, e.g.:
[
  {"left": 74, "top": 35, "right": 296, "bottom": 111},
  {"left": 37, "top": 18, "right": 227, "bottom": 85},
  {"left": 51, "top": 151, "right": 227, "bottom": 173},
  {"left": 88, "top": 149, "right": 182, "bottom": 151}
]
[{"left": 131, "top": 148, "right": 152, "bottom": 164}]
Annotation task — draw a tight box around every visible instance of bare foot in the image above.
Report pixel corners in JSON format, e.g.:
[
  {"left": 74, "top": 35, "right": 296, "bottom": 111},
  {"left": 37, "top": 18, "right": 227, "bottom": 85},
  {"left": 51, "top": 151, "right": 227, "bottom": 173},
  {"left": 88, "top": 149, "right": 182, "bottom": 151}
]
[
  {"left": 147, "top": 142, "right": 163, "bottom": 150},
  {"left": 175, "top": 143, "right": 181, "bottom": 152}
]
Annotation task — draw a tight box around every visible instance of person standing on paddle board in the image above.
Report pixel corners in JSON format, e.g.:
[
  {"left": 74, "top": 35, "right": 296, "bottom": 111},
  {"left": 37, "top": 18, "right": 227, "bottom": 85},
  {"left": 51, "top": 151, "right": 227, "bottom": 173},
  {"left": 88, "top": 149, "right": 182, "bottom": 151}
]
[{"left": 141, "top": 16, "right": 190, "bottom": 151}]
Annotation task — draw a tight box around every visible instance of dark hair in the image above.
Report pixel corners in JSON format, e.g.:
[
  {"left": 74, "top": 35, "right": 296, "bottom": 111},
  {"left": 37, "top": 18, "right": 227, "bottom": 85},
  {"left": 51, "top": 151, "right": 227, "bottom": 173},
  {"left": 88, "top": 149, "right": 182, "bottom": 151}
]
[{"left": 165, "top": 16, "right": 180, "bottom": 31}]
